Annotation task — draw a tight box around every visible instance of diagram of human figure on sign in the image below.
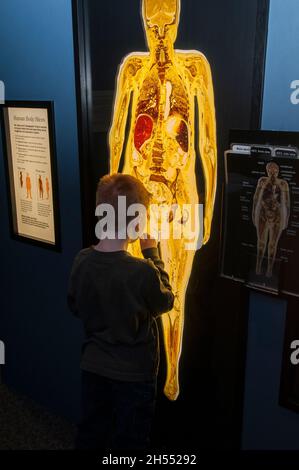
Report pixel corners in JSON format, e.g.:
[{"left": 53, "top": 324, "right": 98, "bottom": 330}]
[
  {"left": 38, "top": 175, "right": 44, "bottom": 200},
  {"left": 252, "top": 162, "right": 290, "bottom": 278},
  {"left": 109, "top": 0, "right": 217, "bottom": 400},
  {"left": 46, "top": 177, "right": 50, "bottom": 199},
  {"left": 26, "top": 173, "right": 32, "bottom": 199}
]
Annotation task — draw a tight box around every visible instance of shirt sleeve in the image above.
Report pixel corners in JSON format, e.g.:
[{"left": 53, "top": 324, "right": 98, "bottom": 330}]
[{"left": 141, "top": 247, "right": 175, "bottom": 316}]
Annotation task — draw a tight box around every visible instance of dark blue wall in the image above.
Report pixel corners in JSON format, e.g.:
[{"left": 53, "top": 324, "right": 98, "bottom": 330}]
[
  {"left": 1, "top": 0, "right": 299, "bottom": 447},
  {"left": 242, "top": 0, "right": 299, "bottom": 449},
  {"left": 242, "top": 294, "right": 299, "bottom": 449},
  {"left": 0, "top": 0, "right": 83, "bottom": 421}
]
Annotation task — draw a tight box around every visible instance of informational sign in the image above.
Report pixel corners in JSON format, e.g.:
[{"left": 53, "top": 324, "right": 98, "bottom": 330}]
[
  {"left": 1, "top": 102, "right": 60, "bottom": 249},
  {"left": 222, "top": 149, "right": 299, "bottom": 297}
]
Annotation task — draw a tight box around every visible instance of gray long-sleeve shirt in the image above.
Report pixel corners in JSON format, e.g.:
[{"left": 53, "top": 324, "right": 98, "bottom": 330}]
[{"left": 68, "top": 246, "right": 174, "bottom": 382}]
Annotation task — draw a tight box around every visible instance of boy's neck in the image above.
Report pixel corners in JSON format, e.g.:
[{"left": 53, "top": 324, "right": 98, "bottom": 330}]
[{"left": 93, "top": 238, "right": 129, "bottom": 253}]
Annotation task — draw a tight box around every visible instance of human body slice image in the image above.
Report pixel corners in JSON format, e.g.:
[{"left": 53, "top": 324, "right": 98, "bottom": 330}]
[
  {"left": 109, "top": 0, "right": 217, "bottom": 400},
  {"left": 252, "top": 162, "right": 290, "bottom": 278}
]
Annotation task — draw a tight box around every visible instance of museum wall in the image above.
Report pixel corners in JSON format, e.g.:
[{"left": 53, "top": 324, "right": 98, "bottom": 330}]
[
  {"left": 0, "top": 0, "right": 299, "bottom": 450},
  {"left": 0, "top": 0, "right": 83, "bottom": 420},
  {"left": 242, "top": 0, "right": 299, "bottom": 449}
]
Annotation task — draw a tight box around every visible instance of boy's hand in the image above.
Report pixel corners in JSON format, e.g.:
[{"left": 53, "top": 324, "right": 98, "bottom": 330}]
[{"left": 140, "top": 233, "right": 157, "bottom": 250}]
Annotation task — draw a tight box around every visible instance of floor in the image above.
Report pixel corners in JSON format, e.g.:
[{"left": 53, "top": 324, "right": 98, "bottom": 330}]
[{"left": 0, "top": 384, "right": 76, "bottom": 450}]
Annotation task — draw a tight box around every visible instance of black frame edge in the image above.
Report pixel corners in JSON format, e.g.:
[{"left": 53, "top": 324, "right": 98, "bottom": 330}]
[
  {"left": 250, "top": 0, "right": 270, "bottom": 130},
  {"left": 72, "top": 0, "right": 93, "bottom": 248}
]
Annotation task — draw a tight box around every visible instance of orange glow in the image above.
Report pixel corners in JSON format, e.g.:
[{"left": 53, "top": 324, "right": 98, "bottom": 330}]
[{"left": 109, "top": 0, "right": 217, "bottom": 400}]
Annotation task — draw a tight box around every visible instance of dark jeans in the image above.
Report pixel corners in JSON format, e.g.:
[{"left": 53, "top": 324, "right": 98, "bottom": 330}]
[{"left": 76, "top": 370, "right": 157, "bottom": 450}]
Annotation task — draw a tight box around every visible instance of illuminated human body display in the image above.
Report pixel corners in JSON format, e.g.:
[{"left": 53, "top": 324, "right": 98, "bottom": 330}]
[
  {"left": 109, "top": 0, "right": 217, "bottom": 400},
  {"left": 252, "top": 162, "right": 290, "bottom": 278}
]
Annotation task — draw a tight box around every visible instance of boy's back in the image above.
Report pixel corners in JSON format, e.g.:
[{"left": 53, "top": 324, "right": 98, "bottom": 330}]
[
  {"left": 68, "top": 246, "right": 174, "bottom": 383},
  {"left": 68, "top": 173, "right": 174, "bottom": 450}
]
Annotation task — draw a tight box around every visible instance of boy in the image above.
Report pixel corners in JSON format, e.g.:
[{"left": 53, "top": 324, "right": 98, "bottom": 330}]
[{"left": 68, "top": 173, "right": 174, "bottom": 450}]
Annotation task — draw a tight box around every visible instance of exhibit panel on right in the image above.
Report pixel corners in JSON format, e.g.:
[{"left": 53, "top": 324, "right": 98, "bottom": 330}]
[{"left": 221, "top": 131, "right": 299, "bottom": 297}]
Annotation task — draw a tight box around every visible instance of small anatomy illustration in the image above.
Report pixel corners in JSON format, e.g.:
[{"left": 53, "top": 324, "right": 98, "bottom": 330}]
[
  {"left": 46, "top": 177, "right": 50, "bottom": 199},
  {"left": 252, "top": 162, "right": 290, "bottom": 278},
  {"left": 26, "top": 173, "right": 32, "bottom": 199},
  {"left": 38, "top": 175, "right": 44, "bottom": 200}
]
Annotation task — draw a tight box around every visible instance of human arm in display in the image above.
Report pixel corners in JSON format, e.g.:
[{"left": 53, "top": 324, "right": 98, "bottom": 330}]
[{"left": 196, "top": 54, "right": 217, "bottom": 245}]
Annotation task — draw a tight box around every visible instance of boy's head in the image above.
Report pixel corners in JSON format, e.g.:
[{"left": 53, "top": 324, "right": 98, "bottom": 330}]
[{"left": 96, "top": 173, "right": 151, "bottom": 239}]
